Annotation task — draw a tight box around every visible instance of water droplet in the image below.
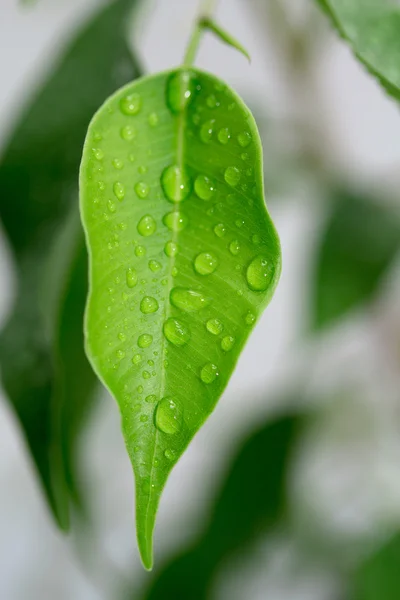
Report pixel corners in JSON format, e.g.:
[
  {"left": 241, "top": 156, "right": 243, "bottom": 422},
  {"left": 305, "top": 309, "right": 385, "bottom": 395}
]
[
  {"left": 245, "top": 311, "right": 256, "bottom": 325},
  {"left": 112, "top": 158, "right": 124, "bottom": 170},
  {"left": 164, "top": 448, "right": 176, "bottom": 460},
  {"left": 132, "top": 354, "right": 142, "bottom": 365},
  {"left": 194, "top": 175, "right": 216, "bottom": 200},
  {"left": 161, "top": 165, "right": 192, "bottom": 203},
  {"left": 113, "top": 182, "right": 125, "bottom": 201},
  {"left": 118, "top": 332, "right": 126, "bottom": 341},
  {"left": 235, "top": 219, "right": 244, "bottom": 228},
  {"left": 221, "top": 335, "right": 235, "bottom": 351},
  {"left": 121, "top": 125, "right": 136, "bottom": 141},
  {"left": 92, "top": 148, "right": 104, "bottom": 160},
  {"left": 137, "top": 385, "right": 144, "bottom": 393},
  {"left": 107, "top": 199, "right": 116, "bottom": 213},
  {"left": 140, "top": 414, "right": 149, "bottom": 422},
  {"left": 218, "top": 127, "right": 231, "bottom": 144},
  {"left": 194, "top": 252, "right": 218, "bottom": 275},
  {"left": 135, "top": 245, "right": 146, "bottom": 257},
  {"left": 200, "top": 363, "right": 219, "bottom": 384},
  {"left": 126, "top": 268, "right": 138, "bottom": 288},
  {"left": 214, "top": 223, "right": 226, "bottom": 238},
  {"left": 166, "top": 70, "right": 195, "bottom": 114},
  {"left": 224, "top": 166, "right": 241, "bottom": 187},
  {"left": 246, "top": 256, "right": 274, "bottom": 291},
  {"left": 116, "top": 349, "right": 125, "bottom": 360},
  {"left": 241, "top": 152, "right": 249, "bottom": 161},
  {"left": 135, "top": 182, "right": 150, "bottom": 199},
  {"left": 146, "top": 394, "right": 156, "bottom": 403},
  {"left": 93, "top": 131, "right": 102, "bottom": 141},
  {"left": 149, "top": 260, "right": 161, "bottom": 272},
  {"left": 164, "top": 241, "right": 179, "bottom": 257},
  {"left": 155, "top": 398, "right": 183, "bottom": 434},
  {"left": 140, "top": 296, "right": 159, "bottom": 314},
  {"left": 98, "top": 181, "right": 106, "bottom": 191},
  {"left": 148, "top": 359, "right": 154, "bottom": 367},
  {"left": 229, "top": 240, "right": 240, "bottom": 255},
  {"left": 142, "top": 371, "right": 151, "bottom": 380},
  {"left": 148, "top": 112, "right": 159, "bottom": 126},
  {"left": 252, "top": 234, "right": 261, "bottom": 244},
  {"left": 138, "top": 334, "right": 153, "bottom": 348},
  {"left": 120, "top": 93, "right": 142, "bottom": 115},
  {"left": 163, "top": 318, "right": 190, "bottom": 346},
  {"left": 163, "top": 211, "right": 188, "bottom": 231},
  {"left": 137, "top": 215, "right": 156, "bottom": 237},
  {"left": 170, "top": 287, "right": 209, "bottom": 312},
  {"left": 238, "top": 131, "right": 252, "bottom": 147},
  {"left": 200, "top": 119, "right": 215, "bottom": 143},
  {"left": 206, "top": 319, "right": 223, "bottom": 335},
  {"left": 129, "top": 153, "right": 136, "bottom": 162}
]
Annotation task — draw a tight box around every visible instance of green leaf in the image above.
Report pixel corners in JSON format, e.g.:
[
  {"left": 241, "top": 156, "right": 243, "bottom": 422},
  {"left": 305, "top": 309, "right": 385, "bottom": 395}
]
[
  {"left": 199, "top": 18, "right": 251, "bottom": 62},
  {"left": 352, "top": 534, "right": 400, "bottom": 600},
  {"left": 140, "top": 413, "right": 299, "bottom": 599},
  {"left": 312, "top": 190, "right": 400, "bottom": 329},
  {"left": 80, "top": 68, "right": 281, "bottom": 568},
  {"left": 0, "top": 0, "right": 141, "bottom": 528},
  {"left": 317, "top": 0, "right": 400, "bottom": 100}
]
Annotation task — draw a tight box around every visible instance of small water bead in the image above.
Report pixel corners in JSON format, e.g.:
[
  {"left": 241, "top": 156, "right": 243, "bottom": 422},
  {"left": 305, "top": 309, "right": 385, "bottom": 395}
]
[
  {"left": 142, "top": 371, "right": 151, "bottom": 380},
  {"left": 138, "top": 165, "right": 147, "bottom": 174},
  {"left": 166, "top": 70, "right": 195, "bottom": 114},
  {"left": 98, "top": 181, "right": 106, "bottom": 191},
  {"left": 241, "top": 152, "right": 249, "bottom": 161},
  {"left": 252, "top": 234, "right": 261, "bottom": 244},
  {"left": 218, "top": 127, "right": 231, "bottom": 144},
  {"left": 245, "top": 311, "right": 256, "bottom": 326},
  {"left": 118, "top": 332, "right": 126, "bottom": 341},
  {"left": 206, "top": 94, "right": 218, "bottom": 108},
  {"left": 135, "top": 182, "right": 150, "bottom": 199},
  {"left": 120, "top": 93, "right": 142, "bottom": 115},
  {"left": 163, "top": 211, "right": 188, "bottom": 231},
  {"left": 121, "top": 125, "right": 136, "bottom": 141},
  {"left": 200, "top": 119, "right": 215, "bottom": 143},
  {"left": 146, "top": 394, "right": 156, "bottom": 403},
  {"left": 229, "top": 240, "right": 240, "bottom": 255},
  {"left": 138, "top": 385, "right": 144, "bottom": 393},
  {"left": 92, "top": 148, "right": 104, "bottom": 160},
  {"left": 224, "top": 166, "right": 241, "bottom": 187},
  {"left": 138, "top": 334, "right": 153, "bottom": 348},
  {"left": 154, "top": 459, "right": 159, "bottom": 467},
  {"left": 140, "top": 296, "right": 159, "bottom": 314},
  {"left": 200, "top": 363, "right": 219, "bottom": 384},
  {"left": 170, "top": 287, "right": 209, "bottom": 312},
  {"left": 148, "top": 260, "right": 161, "bottom": 272},
  {"left": 132, "top": 354, "right": 142, "bottom": 365},
  {"left": 206, "top": 319, "right": 224, "bottom": 335},
  {"left": 107, "top": 200, "right": 116, "bottom": 214},
  {"left": 148, "top": 359, "right": 154, "bottom": 367},
  {"left": 116, "top": 349, "right": 125, "bottom": 360},
  {"left": 214, "top": 223, "right": 227, "bottom": 238},
  {"left": 164, "top": 448, "right": 176, "bottom": 460},
  {"left": 113, "top": 182, "right": 125, "bottom": 201},
  {"left": 129, "top": 153, "right": 136, "bottom": 162},
  {"left": 246, "top": 256, "right": 274, "bottom": 291},
  {"left": 163, "top": 318, "right": 190, "bottom": 346},
  {"left": 155, "top": 398, "right": 183, "bottom": 434},
  {"left": 194, "top": 252, "right": 218, "bottom": 275},
  {"left": 93, "top": 131, "right": 102, "bottom": 141},
  {"left": 221, "top": 335, "right": 235, "bottom": 351},
  {"left": 140, "top": 414, "right": 149, "bottom": 423},
  {"left": 164, "top": 241, "right": 178, "bottom": 257},
  {"left": 194, "top": 175, "right": 216, "bottom": 200},
  {"left": 235, "top": 219, "right": 244, "bottom": 228},
  {"left": 228, "top": 102, "right": 236, "bottom": 111},
  {"left": 161, "top": 164, "right": 192, "bottom": 203},
  {"left": 171, "top": 266, "right": 178, "bottom": 277},
  {"left": 135, "top": 245, "right": 146, "bottom": 257},
  {"left": 148, "top": 112, "right": 159, "bottom": 126},
  {"left": 137, "top": 215, "right": 156, "bottom": 237},
  {"left": 238, "top": 131, "right": 252, "bottom": 147},
  {"left": 126, "top": 267, "right": 138, "bottom": 288},
  {"left": 112, "top": 158, "right": 124, "bottom": 170}
]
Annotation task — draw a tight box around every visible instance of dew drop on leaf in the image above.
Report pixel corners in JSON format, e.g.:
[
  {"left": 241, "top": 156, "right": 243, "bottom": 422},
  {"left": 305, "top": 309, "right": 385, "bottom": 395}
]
[
  {"left": 126, "top": 267, "right": 138, "bottom": 288},
  {"left": 164, "top": 241, "right": 179, "bottom": 257},
  {"left": 107, "top": 199, "right": 116, "bottom": 214},
  {"left": 244, "top": 311, "right": 256, "bottom": 325},
  {"left": 200, "top": 119, "right": 215, "bottom": 143},
  {"left": 132, "top": 354, "right": 142, "bottom": 365},
  {"left": 229, "top": 240, "right": 240, "bottom": 255},
  {"left": 237, "top": 131, "right": 252, "bottom": 147},
  {"left": 148, "top": 260, "right": 161, "bottom": 272},
  {"left": 161, "top": 165, "right": 192, "bottom": 203},
  {"left": 166, "top": 70, "right": 195, "bottom": 114},
  {"left": 121, "top": 125, "right": 136, "bottom": 141},
  {"left": 246, "top": 256, "right": 273, "bottom": 291},
  {"left": 200, "top": 363, "right": 219, "bottom": 384},
  {"left": 194, "top": 252, "right": 218, "bottom": 275},
  {"left": 120, "top": 93, "right": 142, "bottom": 115},
  {"left": 164, "top": 448, "right": 177, "bottom": 461},
  {"left": 140, "top": 414, "right": 149, "bottom": 422},
  {"left": 224, "top": 166, "right": 241, "bottom": 187},
  {"left": 163, "top": 211, "right": 188, "bottom": 231},
  {"left": 135, "top": 245, "right": 146, "bottom": 257},
  {"left": 138, "top": 334, "right": 153, "bottom": 348},
  {"left": 163, "top": 318, "right": 190, "bottom": 346},
  {"left": 112, "top": 158, "right": 124, "bottom": 170},
  {"left": 142, "top": 371, "right": 151, "bottom": 380},
  {"left": 194, "top": 174, "right": 216, "bottom": 200},
  {"left": 218, "top": 127, "right": 231, "bottom": 144},
  {"left": 113, "top": 181, "right": 125, "bottom": 200},
  {"left": 155, "top": 397, "right": 183, "bottom": 434},
  {"left": 140, "top": 296, "right": 159, "bottom": 314},
  {"left": 148, "top": 112, "right": 159, "bottom": 127},
  {"left": 92, "top": 148, "right": 104, "bottom": 160},
  {"left": 145, "top": 394, "right": 156, "bottom": 403},
  {"left": 221, "top": 335, "right": 235, "bottom": 351},
  {"left": 214, "top": 223, "right": 226, "bottom": 238},
  {"left": 206, "top": 318, "right": 224, "bottom": 335},
  {"left": 137, "top": 215, "right": 156, "bottom": 237},
  {"left": 135, "top": 182, "right": 150, "bottom": 199},
  {"left": 170, "top": 287, "right": 209, "bottom": 312}
]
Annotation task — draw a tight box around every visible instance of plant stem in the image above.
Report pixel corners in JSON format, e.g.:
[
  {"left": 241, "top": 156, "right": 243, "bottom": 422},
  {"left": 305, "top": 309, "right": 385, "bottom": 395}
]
[{"left": 183, "top": 0, "right": 218, "bottom": 67}]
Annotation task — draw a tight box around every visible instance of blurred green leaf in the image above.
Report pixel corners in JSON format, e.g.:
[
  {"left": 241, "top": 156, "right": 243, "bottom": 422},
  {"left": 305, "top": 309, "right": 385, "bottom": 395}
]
[
  {"left": 312, "top": 191, "right": 400, "bottom": 329},
  {"left": 0, "top": 0, "right": 141, "bottom": 528},
  {"left": 317, "top": 0, "right": 400, "bottom": 100},
  {"left": 140, "top": 413, "right": 300, "bottom": 599},
  {"left": 352, "top": 534, "right": 400, "bottom": 600}
]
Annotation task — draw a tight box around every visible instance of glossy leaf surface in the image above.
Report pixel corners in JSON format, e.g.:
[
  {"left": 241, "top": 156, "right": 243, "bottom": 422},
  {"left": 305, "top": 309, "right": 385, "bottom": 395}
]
[
  {"left": 312, "top": 191, "right": 400, "bottom": 329},
  {"left": 80, "top": 68, "right": 281, "bottom": 568},
  {"left": 352, "top": 533, "right": 400, "bottom": 600},
  {"left": 0, "top": 0, "right": 140, "bottom": 527},
  {"left": 317, "top": 0, "right": 400, "bottom": 99}
]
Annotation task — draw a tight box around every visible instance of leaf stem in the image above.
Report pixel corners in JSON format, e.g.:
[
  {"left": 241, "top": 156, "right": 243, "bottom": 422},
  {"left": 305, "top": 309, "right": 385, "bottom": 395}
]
[{"left": 183, "top": 0, "right": 218, "bottom": 67}]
